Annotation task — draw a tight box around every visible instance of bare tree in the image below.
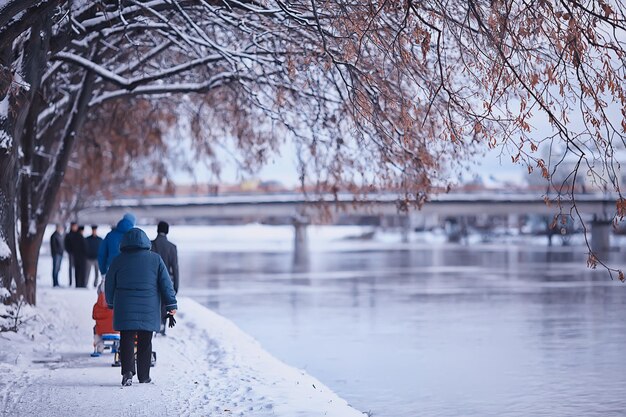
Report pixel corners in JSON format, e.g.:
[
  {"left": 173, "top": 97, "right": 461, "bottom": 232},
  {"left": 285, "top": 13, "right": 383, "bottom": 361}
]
[
  {"left": 1, "top": 1, "right": 626, "bottom": 304},
  {"left": 297, "top": 0, "right": 626, "bottom": 274},
  {"left": 0, "top": 1, "right": 348, "bottom": 303},
  {"left": 58, "top": 98, "right": 178, "bottom": 217}
]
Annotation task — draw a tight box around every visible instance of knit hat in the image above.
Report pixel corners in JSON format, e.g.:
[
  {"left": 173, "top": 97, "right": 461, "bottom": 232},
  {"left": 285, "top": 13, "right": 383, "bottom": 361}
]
[{"left": 157, "top": 221, "right": 169, "bottom": 235}]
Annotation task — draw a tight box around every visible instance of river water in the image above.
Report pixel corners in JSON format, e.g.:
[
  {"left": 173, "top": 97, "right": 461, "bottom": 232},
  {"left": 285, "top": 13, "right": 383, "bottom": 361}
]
[{"left": 174, "top": 225, "right": 626, "bottom": 417}]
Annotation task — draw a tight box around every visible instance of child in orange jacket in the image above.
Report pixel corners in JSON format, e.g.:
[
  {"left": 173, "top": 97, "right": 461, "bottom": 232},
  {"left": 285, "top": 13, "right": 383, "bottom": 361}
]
[{"left": 92, "top": 281, "right": 117, "bottom": 354}]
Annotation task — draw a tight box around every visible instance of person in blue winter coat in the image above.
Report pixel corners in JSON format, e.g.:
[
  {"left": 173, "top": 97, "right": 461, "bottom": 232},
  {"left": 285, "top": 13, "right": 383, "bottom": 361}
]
[
  {"left": 105, "top": 227, "right": 177, "bottom": 386},
  {"left": 98, "top": 213, "right": 135, "bottom": 275}
]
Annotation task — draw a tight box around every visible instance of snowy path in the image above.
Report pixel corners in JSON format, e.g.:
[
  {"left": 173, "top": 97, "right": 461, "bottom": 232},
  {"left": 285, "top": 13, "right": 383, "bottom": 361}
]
[{"left": 0, "top": 289, "right": 363, "bottom": 417}]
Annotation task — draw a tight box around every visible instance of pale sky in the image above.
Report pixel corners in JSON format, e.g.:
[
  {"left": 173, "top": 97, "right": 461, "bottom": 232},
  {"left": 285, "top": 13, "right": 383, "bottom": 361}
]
[
  {"left": 172, "top": 143, "right": 526, "bottom": 188},
  {"left": 172, "top": 94, "right": 623, "bottom": 189}
]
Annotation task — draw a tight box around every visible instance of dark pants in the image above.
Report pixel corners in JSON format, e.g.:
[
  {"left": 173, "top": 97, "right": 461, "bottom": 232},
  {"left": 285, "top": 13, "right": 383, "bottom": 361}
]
[
  {"left": 74, "top": 256, "right": 86, "bottom": 288},
  {"left": 86, "top": 258, "right": 100, "bottom": 287},
  {"left": 67, "top": 253, "right": 74, "bottom": 286},
  {"left": 119, "top": 330, "right": 153, "bottom": 381},
  {"left": 52, "top": 254, "right": 62, "bottom": 287}
]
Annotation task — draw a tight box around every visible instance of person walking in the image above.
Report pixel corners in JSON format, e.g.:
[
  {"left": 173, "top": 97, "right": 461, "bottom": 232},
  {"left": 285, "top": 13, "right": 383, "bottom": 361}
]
[
  {"left": 85, "top": 225, "right": 103, "bottom": 287},
  {"left": 64, "top": 222, "right": 78, "bottom": 286},
  {"left": 50, "top": 224, "right": 65, "bottom": 287},
  {"left": 105, "top": 228, "right": 177, "bottom": 386},
  {"left": 69, "top": 225, "right": 87, "bottom": 288},
  {"left": 98, "top": 213, "right": 135, "bottom": 276},
  {"left": 151, "top": 221, "right": 179, "bottom": 335}
]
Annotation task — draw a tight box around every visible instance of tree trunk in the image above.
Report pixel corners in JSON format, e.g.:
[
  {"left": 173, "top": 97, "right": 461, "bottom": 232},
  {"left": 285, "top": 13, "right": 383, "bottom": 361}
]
[
  {"left": 14, "top": 14, "right": 52, "bottom": 305},
  {"left": 0, "top": 44, "right": 24, "bottom": 303},
  {"left": 18, "top": 234, "right": 42, "bottom": 304},
  {"left": 15, "top": 64, "right": 95, "bottom": 304},
  {"left": 0, "top": 136, "right": 23, "bottom": 302},
  {"left": 0, "top": 41, "right": 95, "bottom": 306}
]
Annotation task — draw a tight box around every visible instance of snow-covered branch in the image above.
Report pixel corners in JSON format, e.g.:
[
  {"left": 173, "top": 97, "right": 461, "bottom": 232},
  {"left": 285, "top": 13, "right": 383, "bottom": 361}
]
[
  {"left": 88, "top": 72, "right": 237, "bottom": 106},
  {"left": 55, "top": 51, "right": 225, "bottom": 89}
]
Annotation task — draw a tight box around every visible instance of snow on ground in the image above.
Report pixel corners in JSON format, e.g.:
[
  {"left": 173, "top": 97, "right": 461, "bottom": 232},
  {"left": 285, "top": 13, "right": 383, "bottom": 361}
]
[{"left": 0, "top": 288, "right": 364, "bottom": 417}]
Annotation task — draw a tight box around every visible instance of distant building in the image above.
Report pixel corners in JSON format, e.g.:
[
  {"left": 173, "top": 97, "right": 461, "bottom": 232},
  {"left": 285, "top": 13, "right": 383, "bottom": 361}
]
[{"left": 258, "top": 180, "right": 285, "bottom": 193}]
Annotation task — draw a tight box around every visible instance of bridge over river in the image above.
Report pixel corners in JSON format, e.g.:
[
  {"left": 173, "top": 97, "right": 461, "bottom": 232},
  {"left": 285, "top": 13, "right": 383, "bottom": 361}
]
[{"left": 78, "top": 192, "right": 620, "bottom": 256}]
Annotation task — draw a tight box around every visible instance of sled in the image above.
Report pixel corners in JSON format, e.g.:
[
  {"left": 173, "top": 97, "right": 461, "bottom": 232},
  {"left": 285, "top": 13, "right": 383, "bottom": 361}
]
[{"left": 90, "top": 333, "right": 120, "bottom": 357}]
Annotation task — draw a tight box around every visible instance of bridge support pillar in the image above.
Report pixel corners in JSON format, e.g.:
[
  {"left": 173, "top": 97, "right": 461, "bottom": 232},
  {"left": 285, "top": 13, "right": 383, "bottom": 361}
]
[
  {"left": 400, "top": 215, "right": 412, "bottom": 243},
  {"left": 379, "top": 215, "right": 389, "bottom": 231},
  {"left": 293, "top": 218, "right": 309, "bottom": 267},
  {"left": 591, "top": 219, "right": 612, "bottom": 254},
  {"left": 507, "top": 214, "right": 520, "bottom": 234}
]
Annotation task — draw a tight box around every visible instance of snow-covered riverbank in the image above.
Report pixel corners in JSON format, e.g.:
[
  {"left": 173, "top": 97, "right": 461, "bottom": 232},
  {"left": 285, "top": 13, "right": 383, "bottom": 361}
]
[{"left": 0, "top": 288, "right": 363, "bottom": 417}]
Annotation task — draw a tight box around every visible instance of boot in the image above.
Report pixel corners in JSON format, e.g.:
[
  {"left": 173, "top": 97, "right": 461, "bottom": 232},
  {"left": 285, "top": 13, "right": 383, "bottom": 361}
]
[{"left": 122, "top": 372, "right": 133, "bottom": 386}]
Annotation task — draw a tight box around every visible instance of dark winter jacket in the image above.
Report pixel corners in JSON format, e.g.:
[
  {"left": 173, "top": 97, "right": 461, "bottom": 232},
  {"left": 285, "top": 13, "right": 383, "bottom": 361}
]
[
  {"left": 151, "top": 234, "right": 179, "bottom": 294},
  {"left": 66, "top": 231, "right": 86, "bottom": 260},
  {"left": 98, "top": 218, "right": 134, "bottom": 275},
  {"left": 64, "top": 233, "right": 73, "bottom": 255},
  {"left": 85, "top": 235, "right": 103, "bottom": 260},
  {"left": 50, "top": 231, "right": 64, "bottom": 256},
  {"left": 105, "top": 228, "right": 178, "bottom": 332}
]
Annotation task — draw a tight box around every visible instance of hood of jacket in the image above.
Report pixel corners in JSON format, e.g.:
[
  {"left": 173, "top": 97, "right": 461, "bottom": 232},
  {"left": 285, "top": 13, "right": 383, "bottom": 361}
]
[
  {"left": 116, "top": 217, "right": 134, "bottom": 233},
  {"left": 120, "top": 228, "right": 151, "bottom": 252}
]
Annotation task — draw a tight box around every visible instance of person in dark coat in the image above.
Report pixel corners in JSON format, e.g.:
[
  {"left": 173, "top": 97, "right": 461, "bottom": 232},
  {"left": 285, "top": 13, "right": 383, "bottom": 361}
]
[
  {"left": 64, "top": 222, "right": 77, "bottom": 286},
  {"left": 151, "top": 221, "right": 179, "bottom": 335},
  {"left": 98, "top": 213, "right": 135, "bottom": 276},
  {"left": 105, "top": 227, "right": 177, "bottom": 386},
  {"left": 50, "top": 224, "right": 65, "bottom": 287},
  {"left": 85, "top": 225, "right": 103, "bottom": 288},
  {"left": 68, "top": 225, "right": 87, "bottom": 288}
]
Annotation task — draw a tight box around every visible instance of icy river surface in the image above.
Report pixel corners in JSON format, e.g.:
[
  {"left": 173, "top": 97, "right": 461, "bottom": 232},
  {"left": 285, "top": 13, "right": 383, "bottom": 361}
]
[{"left": 175, "top": 225, "right": 626, "bottom": 417}]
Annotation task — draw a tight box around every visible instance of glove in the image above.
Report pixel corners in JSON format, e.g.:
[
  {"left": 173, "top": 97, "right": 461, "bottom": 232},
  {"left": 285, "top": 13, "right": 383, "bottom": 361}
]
[{"left": 165, "top": 312, "right": 176, "bottom": 328}]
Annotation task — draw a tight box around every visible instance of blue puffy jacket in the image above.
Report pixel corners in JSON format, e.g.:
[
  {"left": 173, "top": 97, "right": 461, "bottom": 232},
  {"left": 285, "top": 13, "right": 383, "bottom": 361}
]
[
  {"left": 98, "top": 217, "right": 134, "bottom": 275},
  {"left": 105, "top": 228, "right": 178, "bottom": 332}
]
